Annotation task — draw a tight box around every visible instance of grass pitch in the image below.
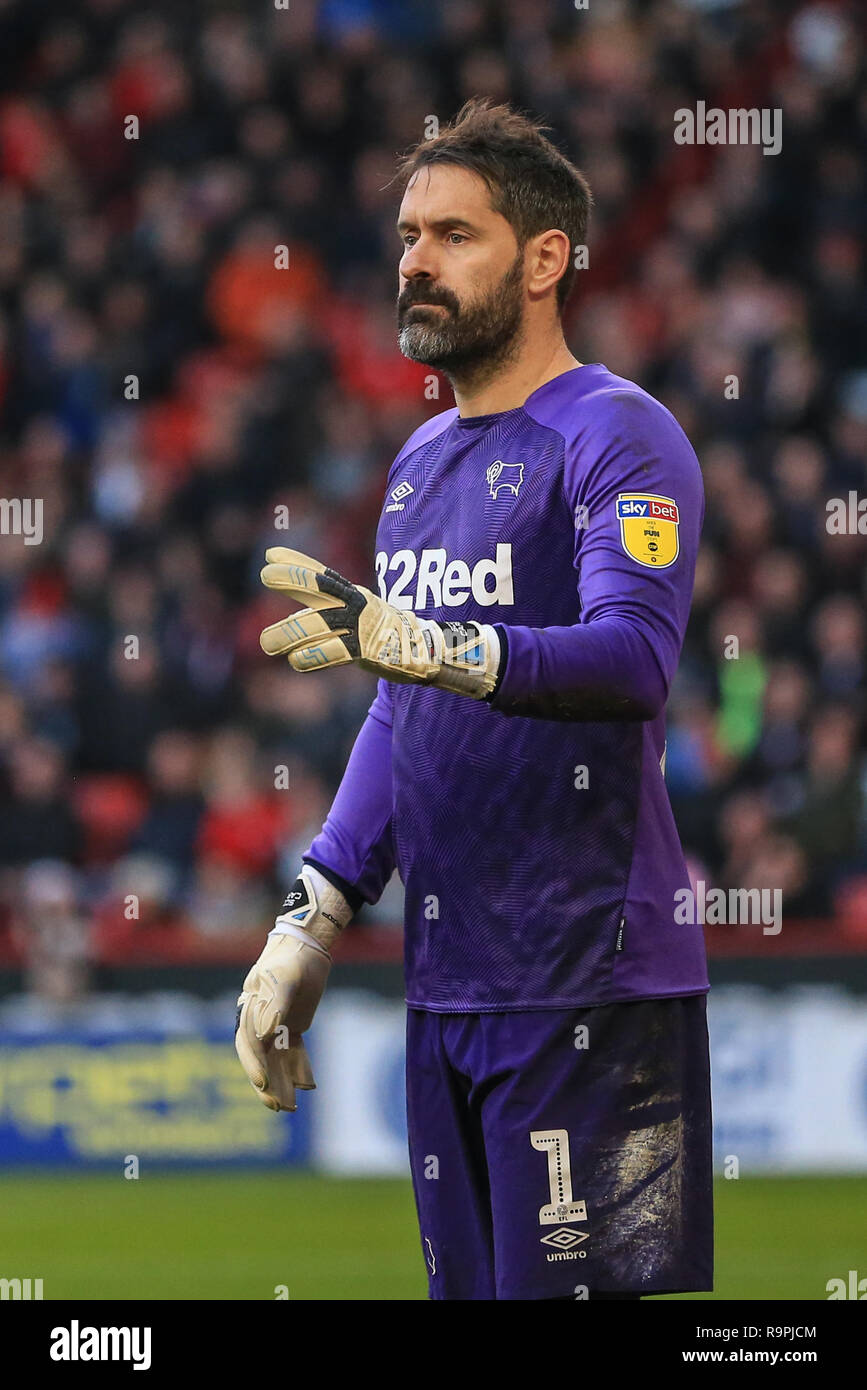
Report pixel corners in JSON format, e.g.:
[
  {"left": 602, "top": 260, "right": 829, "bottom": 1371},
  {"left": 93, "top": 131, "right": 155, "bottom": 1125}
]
[{"left": 1, "top": 1172, "right": 863, "bottom": 1300}]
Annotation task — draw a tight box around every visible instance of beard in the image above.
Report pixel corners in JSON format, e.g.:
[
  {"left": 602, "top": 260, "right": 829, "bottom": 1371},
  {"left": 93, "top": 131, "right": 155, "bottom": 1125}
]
[{"left": 397, "top": 251, "right": 526, "bottom": 381}]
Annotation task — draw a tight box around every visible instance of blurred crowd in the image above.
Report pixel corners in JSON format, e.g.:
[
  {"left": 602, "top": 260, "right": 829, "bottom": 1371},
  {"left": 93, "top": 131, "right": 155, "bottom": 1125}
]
[{"left": 0, "top": 0, "right": 865, "bottom": 993}]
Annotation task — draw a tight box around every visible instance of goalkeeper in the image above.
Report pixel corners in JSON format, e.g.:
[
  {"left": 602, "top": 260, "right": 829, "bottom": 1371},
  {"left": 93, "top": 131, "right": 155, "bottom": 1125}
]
[{"left": 235, "top": 99, "right": 712, "bottom": 1302}]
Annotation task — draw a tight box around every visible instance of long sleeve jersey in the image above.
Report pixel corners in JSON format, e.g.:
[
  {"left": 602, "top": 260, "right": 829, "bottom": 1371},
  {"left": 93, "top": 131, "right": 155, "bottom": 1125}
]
[{"left": 304, "top": 363, "right": 708, "bottom": 1011}]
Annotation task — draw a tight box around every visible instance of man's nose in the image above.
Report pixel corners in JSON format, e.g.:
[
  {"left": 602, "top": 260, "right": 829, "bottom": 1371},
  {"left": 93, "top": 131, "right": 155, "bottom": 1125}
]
[{"left": 400, "top": 238, "right": 439, "bottom": 281}]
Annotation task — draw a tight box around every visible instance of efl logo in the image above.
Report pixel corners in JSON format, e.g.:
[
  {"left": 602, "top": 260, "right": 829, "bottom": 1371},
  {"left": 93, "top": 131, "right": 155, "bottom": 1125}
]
[{"left": 616, "top": 493, "right": 680, "bottom": 568}]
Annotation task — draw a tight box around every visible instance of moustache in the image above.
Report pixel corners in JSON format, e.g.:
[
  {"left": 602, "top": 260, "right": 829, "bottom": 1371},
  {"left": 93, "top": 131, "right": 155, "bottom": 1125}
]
[{"left": 398, "top": 289, "right": 459, "bottom": 315}]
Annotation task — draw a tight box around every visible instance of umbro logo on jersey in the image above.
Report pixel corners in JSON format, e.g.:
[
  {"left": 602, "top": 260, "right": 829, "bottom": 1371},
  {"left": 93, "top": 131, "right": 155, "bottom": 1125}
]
[
  {"left": 386, "top": 480, "right": 414, "bottom": 512},
  {"left": 486, "top": 460, "right": 524, "bottom": 499}
]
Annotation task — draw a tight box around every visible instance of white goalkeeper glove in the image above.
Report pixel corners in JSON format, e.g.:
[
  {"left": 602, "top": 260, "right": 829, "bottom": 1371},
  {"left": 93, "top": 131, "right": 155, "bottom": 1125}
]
[
  {"left": 259, "top": 547, "right": 502, "bottom": 698},
  {"left": 234, "top": 864, "right": 353, "bottom": 1112}
]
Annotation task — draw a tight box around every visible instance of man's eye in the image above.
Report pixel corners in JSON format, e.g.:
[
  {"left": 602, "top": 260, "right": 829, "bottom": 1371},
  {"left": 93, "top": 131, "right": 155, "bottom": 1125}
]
[
  {"left": 402, "top": 235, "right": 417, "bottom": 247},
  {"left": 447, "top": 233, "right": 467, "bottom": 244}
]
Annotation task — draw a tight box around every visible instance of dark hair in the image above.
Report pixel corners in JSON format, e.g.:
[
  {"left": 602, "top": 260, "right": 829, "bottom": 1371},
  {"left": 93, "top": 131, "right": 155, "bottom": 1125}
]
[{"left": 394, "top": 98, "right": 593, "bottom": 312}]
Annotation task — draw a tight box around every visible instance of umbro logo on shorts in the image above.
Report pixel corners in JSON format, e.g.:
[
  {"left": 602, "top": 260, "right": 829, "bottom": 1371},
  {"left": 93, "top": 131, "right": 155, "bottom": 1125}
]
[{"left": 540, "top": 1228, "right": 588, "bottom": 1260}]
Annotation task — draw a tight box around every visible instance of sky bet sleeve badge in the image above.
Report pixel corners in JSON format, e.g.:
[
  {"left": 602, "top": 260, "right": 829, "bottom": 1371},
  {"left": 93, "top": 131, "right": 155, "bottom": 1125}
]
[{"left": 616, "top": 493, "right": 680, "bottom": 567}]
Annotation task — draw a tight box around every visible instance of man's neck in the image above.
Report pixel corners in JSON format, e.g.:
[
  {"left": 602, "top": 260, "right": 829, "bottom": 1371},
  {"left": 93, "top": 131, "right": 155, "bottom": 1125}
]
[{"left": 451, "top": 338, "right": 583, "bottom": 418}]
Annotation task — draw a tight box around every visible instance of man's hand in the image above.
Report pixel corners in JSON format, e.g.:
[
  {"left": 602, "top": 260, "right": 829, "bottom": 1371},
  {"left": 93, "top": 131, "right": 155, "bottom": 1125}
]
[
  {"left": 259, "top": 547, "right": 502, "bottom": 698},
  {"left": 234, "top": 932, "right": 331, "bottom": 1112},
  {"left": 234, "top": 864, "right": 352, "bottom": 1112}
]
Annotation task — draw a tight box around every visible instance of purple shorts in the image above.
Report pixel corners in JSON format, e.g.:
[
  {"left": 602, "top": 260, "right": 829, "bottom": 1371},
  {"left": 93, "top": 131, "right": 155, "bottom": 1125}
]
[{"left": 406, "top": 995, "right": 713, "bottom": 1300}]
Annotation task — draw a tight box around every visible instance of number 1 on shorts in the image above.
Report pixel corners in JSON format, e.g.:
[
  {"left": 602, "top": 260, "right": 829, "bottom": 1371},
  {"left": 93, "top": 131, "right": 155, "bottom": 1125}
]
[{"left": 530, "top": 1128, "right": 588, "bottom": 1225}]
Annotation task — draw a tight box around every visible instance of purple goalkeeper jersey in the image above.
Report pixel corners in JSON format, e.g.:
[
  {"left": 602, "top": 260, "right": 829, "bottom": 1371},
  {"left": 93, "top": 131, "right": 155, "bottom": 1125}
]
[{"left": 305, "top": 363, "right": 709, "bottom": 1010}]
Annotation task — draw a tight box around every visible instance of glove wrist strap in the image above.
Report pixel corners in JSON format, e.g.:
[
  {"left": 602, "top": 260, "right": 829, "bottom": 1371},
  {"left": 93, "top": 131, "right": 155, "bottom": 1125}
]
[
  {"left": 272, "top": 864, "right": 353, "bottom": 952},
  {"left": 422, "top": 621, "right": 501, "bottom": 698},
  {"left": 268, "top": 922, "right": 332, "bottom": 958}
]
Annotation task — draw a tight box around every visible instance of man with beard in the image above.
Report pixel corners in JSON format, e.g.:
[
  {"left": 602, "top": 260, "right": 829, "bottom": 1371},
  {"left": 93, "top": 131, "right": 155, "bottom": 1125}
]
[{"left": 234, "top": 99, "right": 712, "bottom": 1302}]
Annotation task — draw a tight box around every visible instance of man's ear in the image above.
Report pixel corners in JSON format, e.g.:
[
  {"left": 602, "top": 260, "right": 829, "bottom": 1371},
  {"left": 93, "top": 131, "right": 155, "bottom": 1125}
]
[{"left": 526, "top": 228, "right": 571, "bottom": 302}]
